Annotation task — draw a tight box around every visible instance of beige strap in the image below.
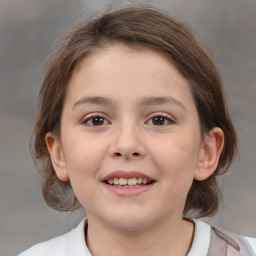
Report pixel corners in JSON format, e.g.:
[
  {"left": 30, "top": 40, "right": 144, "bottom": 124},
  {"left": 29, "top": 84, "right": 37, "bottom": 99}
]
[
  {"left": 207, "top": 228, "right": 228, "bottom": 256},
  {"left": 207, "top": 226, "right": 255, "bottom": 256}
]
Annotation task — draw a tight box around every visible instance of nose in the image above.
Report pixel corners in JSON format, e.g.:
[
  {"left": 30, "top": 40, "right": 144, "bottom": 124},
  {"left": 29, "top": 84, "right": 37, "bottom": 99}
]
[{"left": 109, "top": 123, "right": 146, "bottom": 160}]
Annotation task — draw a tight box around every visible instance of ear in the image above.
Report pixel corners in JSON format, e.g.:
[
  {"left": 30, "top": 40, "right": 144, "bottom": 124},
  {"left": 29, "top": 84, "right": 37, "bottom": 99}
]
[
  {"left": 45, "top": 132, "right": 69, "bottom": 181},
  {"left": 194, "top": 127, "right": 224, "bottom": 181}
]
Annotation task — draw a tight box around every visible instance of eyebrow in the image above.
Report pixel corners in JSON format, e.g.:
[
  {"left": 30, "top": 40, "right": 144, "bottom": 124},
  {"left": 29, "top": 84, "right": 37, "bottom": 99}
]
[
  {"left": 138, "top": 96, "right": 186, "bottom": 110},
  {"left": 73, "top": 96, "right": 115, "bottom": 109},
  {"left": 73, "top": 96, "right": 186, "bottom": 111}
]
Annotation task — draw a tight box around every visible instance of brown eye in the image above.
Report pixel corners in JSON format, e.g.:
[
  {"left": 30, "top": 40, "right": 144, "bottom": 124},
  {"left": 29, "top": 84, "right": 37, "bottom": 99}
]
[
  {"left": 84, "top": 116, "right": 109, "bottom": 126},
  {"left": 146, "top": 115, "right": 173, "bottom": 126},
  {"left": 152, "top": 116, "right": 166, "bottom": 125},
  {"left": 91, "top": 117, "right": 105, "bottom": 126}
]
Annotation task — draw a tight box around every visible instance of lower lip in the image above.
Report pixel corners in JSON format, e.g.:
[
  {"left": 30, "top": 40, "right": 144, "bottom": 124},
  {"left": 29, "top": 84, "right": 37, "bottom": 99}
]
[{"left": 102, "top": 182, "right": 155, "bottom": 197}]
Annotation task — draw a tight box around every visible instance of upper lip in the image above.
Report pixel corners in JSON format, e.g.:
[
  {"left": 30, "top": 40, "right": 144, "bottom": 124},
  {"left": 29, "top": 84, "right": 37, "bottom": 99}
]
[{"left": 101, "top": 170, "right": 155, "bottom": 181}]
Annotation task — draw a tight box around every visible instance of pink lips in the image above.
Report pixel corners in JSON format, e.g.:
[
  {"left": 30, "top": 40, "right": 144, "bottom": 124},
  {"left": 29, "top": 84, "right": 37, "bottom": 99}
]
[{"left": 101, "top": 170, "right": 156, "bottom": 197}]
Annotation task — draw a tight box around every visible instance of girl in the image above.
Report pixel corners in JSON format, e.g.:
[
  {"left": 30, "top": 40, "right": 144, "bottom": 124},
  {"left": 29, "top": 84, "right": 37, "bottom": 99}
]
[{"left": 19, "top": 6, "right": 256, "bottom": 256}]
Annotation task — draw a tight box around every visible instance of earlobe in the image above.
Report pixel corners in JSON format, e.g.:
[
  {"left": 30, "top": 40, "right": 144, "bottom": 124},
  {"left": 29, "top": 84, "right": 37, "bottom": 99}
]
[
  {"left": 45, "top": 132, "right": 69, "bottom": 181},
  {"left": 194, "top": 127, "right": 224, "bottom": 181}
]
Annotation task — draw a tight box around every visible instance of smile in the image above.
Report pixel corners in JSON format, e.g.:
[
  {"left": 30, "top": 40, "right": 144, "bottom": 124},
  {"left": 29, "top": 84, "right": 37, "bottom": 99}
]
[
  {"left": 102, "top": 171, "right": 156, "bottom": 196},
  {"left": 105, "top": 177, "right": 152, "bottom": 187}
]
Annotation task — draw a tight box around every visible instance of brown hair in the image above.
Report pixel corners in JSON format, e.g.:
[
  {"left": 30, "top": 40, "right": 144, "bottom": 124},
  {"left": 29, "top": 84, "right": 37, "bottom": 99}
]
[{"left": 33, "top": 6, "right": 237, "bottom": 217}]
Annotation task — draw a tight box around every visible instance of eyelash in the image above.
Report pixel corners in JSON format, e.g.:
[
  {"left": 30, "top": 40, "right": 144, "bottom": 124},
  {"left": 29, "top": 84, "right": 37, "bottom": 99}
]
[
  {"left": 82, "top": 112, "right": 175, "bottom": 127},
  {"left": 146, "top": 112, "right": 175, "bottom": 126},
  {"left": 82, "top": 113, "right": 110, "bottom": 127}
]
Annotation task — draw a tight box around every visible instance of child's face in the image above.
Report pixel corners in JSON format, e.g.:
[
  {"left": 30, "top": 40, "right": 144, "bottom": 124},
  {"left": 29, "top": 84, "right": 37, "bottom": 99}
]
[{"left": 49, "top": 45, "right": 207, "bottom": 230}]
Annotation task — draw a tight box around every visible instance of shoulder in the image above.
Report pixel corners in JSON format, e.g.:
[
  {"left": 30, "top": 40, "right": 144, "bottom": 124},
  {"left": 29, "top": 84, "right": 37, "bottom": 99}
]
[
  {"left": 191, "top": 219, "right": 256, "bottom": 256},
  {"left": 18, "top": 232, "right": 70, "bottom": 256},
  {"left": 246, "top": 237, "right": 256, "bottom": 251},
  {"left": 208, "top": 222, "right": 256, "bottom": 255},
  {"left": 18, "top": 218, "right": 91, "bottom": 256}
]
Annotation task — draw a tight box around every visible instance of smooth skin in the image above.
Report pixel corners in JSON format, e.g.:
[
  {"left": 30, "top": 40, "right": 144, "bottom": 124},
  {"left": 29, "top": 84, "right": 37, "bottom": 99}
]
[{"left": 46, "top": 45, "right": 224, "bottom": 256}]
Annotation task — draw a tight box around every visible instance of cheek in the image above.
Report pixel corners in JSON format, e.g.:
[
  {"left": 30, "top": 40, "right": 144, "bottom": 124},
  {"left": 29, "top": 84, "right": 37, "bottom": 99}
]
[
  {"left": 151, "top": 133, "right": 200, "bottom": 170},
  {"left": 61, "top": 136, "right": 106, "bottom": 207},
  {"left": 62, "top": 133, "right": 107, "bottom": 180},
  {"left": 149, "top": 132, "right": 200, "bottom": 191}
]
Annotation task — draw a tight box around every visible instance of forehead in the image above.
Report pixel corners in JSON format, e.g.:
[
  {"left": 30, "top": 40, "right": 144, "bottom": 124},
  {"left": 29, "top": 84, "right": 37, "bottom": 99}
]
[
  {"left": 66, "top": 45, "right": 196, "bottom": 111},
  {"left": 74, "top": 44, "right": 173, "bottom": 76},
  {"left": 71, "top": 45, "right": 189, "bottom": 90}
]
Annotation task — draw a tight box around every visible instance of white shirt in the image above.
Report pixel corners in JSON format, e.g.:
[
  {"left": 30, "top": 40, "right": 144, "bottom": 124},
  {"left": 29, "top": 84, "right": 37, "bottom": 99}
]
[{"left": 18, "top": 218, "right": 256, "bottom": 256}]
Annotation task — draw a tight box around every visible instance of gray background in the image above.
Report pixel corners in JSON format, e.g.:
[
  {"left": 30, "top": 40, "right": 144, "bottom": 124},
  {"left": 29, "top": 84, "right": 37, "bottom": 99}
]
[{"left": 0, "top": 0, "right": 255, "bottom": 255}]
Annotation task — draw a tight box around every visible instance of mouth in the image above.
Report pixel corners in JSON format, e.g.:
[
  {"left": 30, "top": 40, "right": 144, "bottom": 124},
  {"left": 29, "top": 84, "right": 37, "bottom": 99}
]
[
  {"left": 104, "top": 177, "right": 155, "bottom": 188},
  {"left": 101, "top": 171, "right": 156, "bottom": 196}
]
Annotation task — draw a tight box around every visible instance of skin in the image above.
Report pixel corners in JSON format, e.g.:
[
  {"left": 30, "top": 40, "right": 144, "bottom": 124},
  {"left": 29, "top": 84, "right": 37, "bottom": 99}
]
[{"left": 46, "top": 45, "right": 224, "bottom": 256}]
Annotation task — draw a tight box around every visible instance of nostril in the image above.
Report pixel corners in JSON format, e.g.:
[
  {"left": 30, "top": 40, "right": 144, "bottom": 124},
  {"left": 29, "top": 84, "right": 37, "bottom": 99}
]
[{"left": 113, "top": 152, "right": 140, "bottom": 157}]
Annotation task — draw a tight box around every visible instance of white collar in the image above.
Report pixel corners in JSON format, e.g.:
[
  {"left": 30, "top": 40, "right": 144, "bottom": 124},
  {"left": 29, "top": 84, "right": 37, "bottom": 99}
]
[
  {"left": 82, "top": 218, "right": 211, "bottom": 256},
  {"left": 187, "top": 219, "right": 211, "bottom": 256},
  {"left": 68, "top": 218, "right": 91, "bottom": 256}
]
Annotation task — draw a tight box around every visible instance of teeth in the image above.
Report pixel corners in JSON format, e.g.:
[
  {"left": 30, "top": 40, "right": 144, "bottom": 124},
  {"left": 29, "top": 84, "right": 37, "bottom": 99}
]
[
  {"left": 128, "top": 177, "right": 137, "bottom": 185},
  {"left": 107, "top": 177, "right": 150, "bottom": 186},
  {"left": 119, "top": 178, "right": 128, "bottom": 185},
  {"left": 137, "top": 177, "right": 142, "bottom": 184}
]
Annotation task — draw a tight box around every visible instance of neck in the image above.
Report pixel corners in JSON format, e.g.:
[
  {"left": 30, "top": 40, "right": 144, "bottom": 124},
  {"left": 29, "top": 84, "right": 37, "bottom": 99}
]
[{"left": 85, "top": 214, "right": 194, "bottom": 256}]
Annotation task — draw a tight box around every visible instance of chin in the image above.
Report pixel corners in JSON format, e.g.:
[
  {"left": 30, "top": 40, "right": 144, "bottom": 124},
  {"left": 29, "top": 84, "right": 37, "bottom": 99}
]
[
  {"left": 112, "top": 221, "right": 151, "bottom": 231},
  {"left": 104, "top": 212, "right": 156, "bottom": 231}
]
